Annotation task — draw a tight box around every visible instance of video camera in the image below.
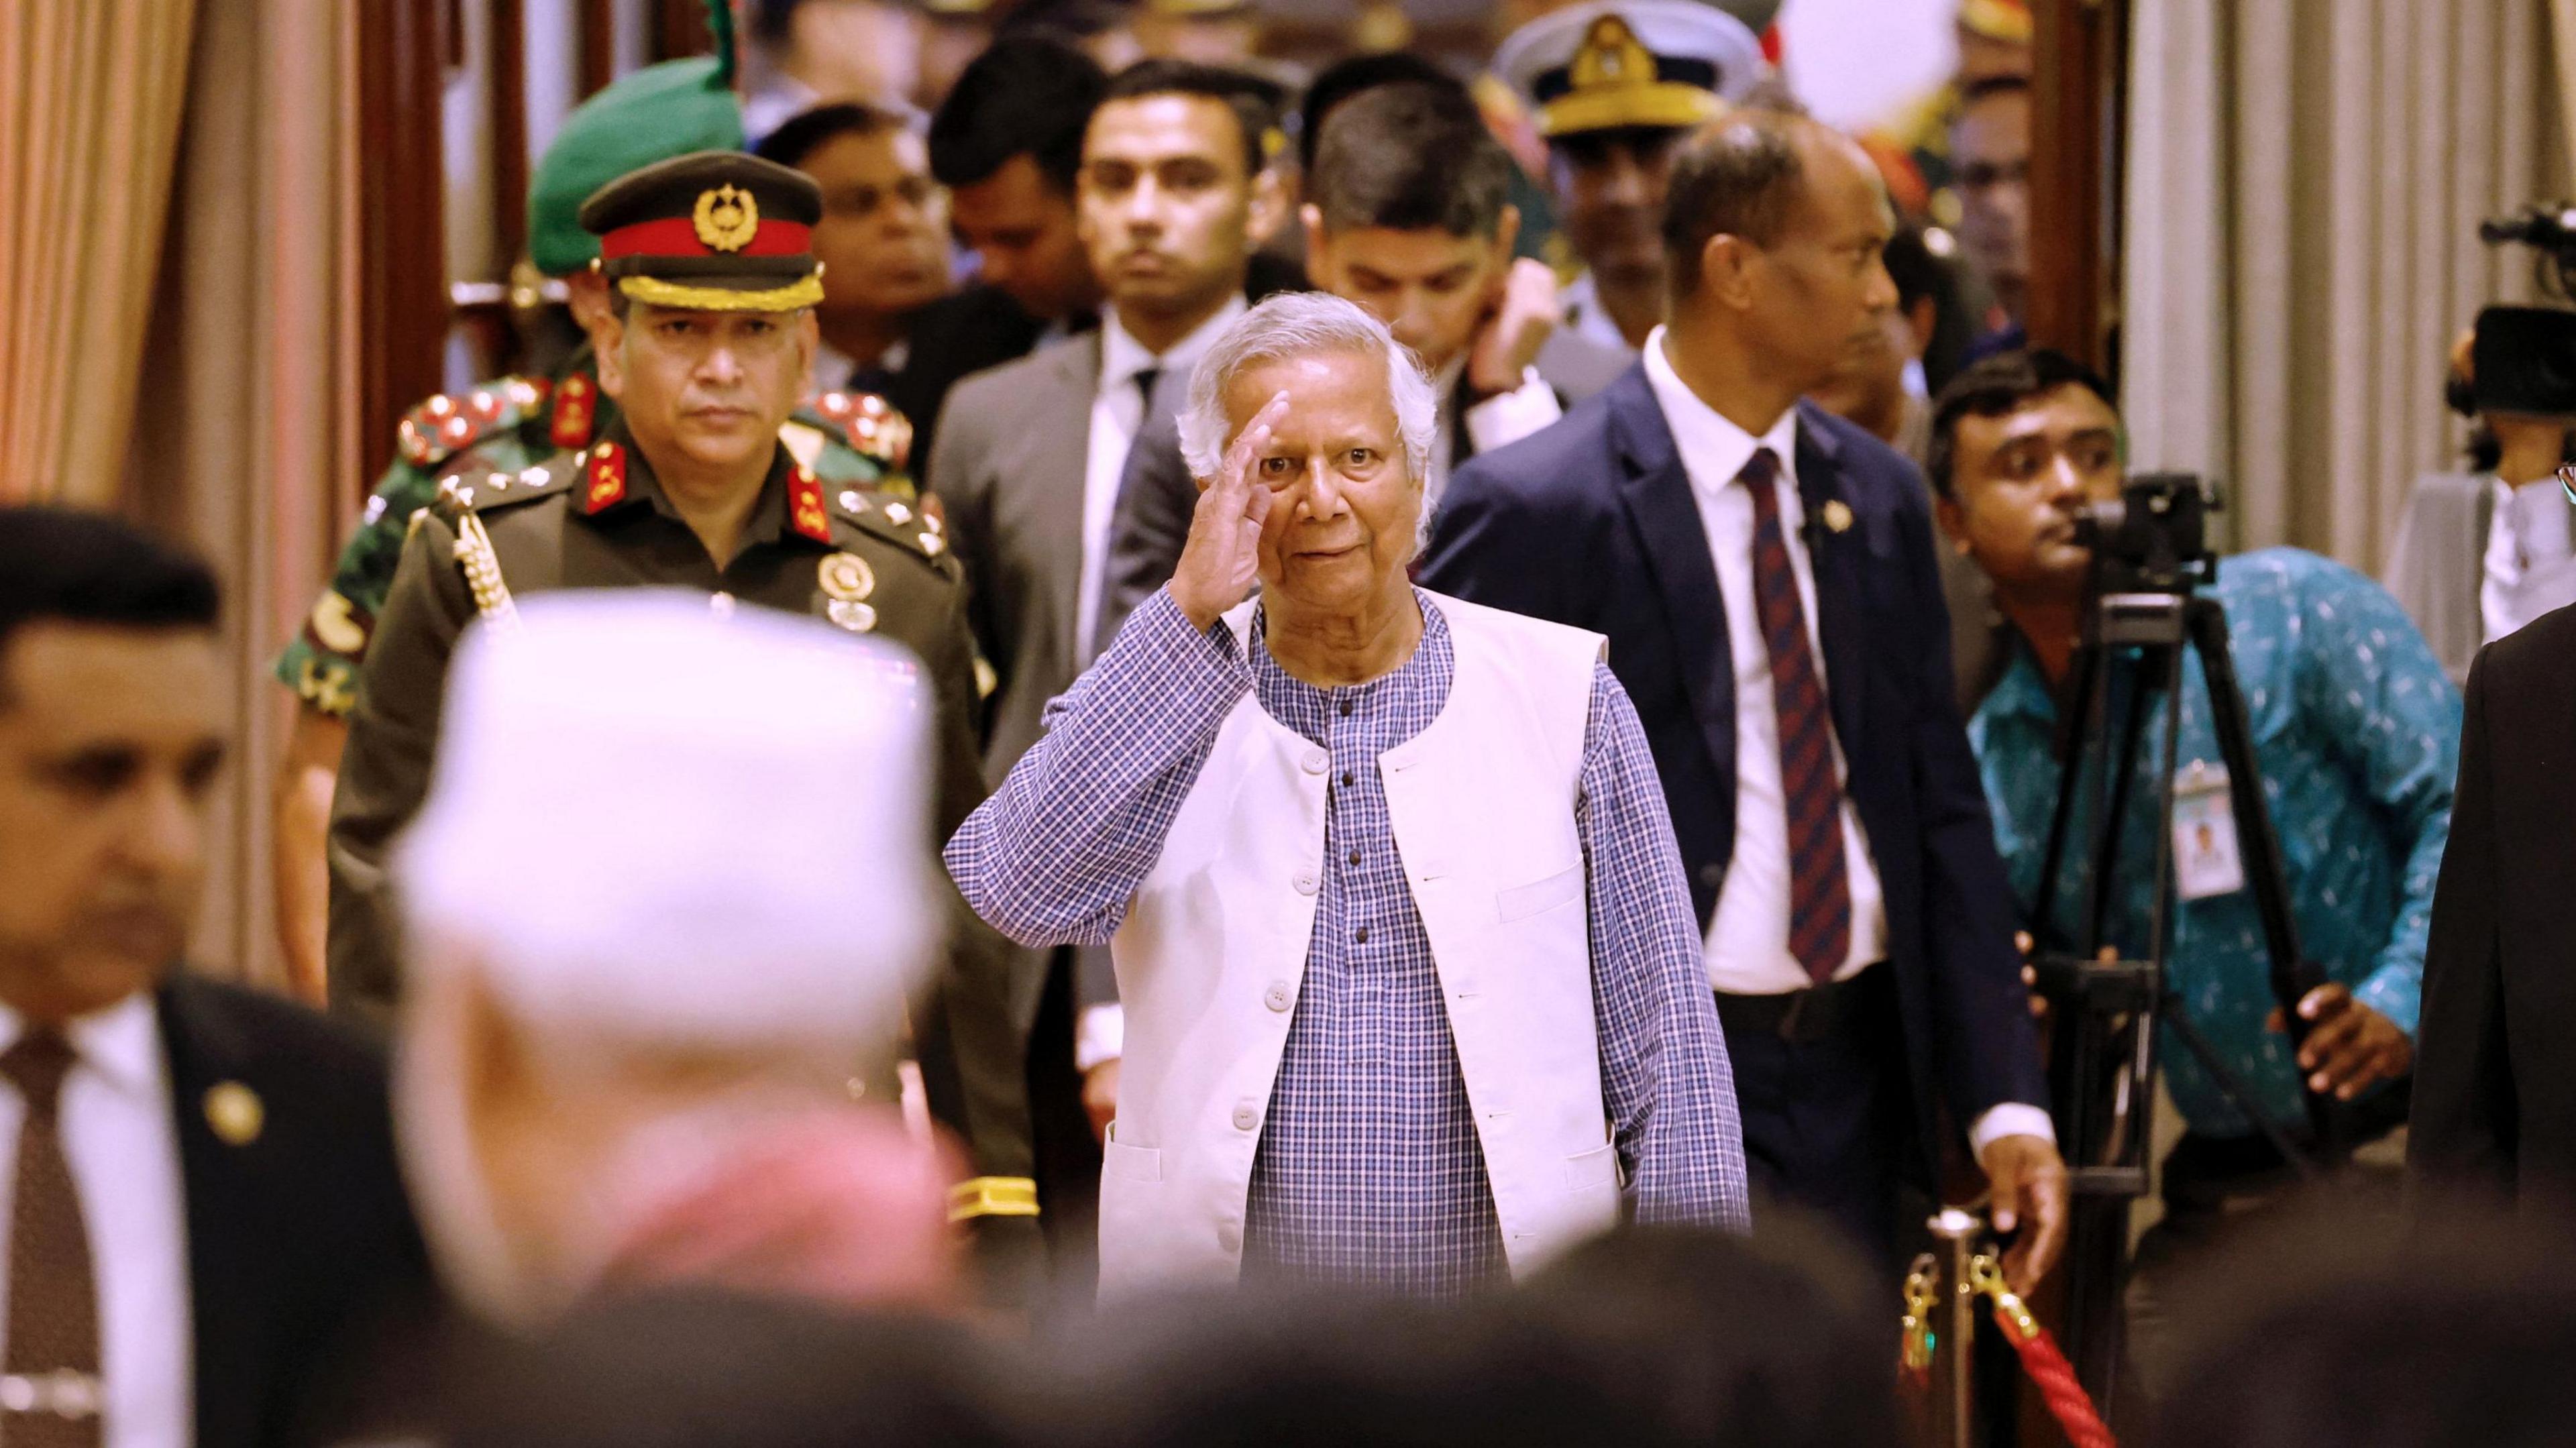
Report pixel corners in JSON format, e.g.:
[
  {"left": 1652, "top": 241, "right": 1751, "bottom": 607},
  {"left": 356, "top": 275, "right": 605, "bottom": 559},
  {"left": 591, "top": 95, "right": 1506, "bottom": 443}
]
[
  {"left": 2071, "top": 471, "right": 2219, "bottom": 594},
  {"left": 2483, "top": 204, "right": 2576, "bottom": 298}
]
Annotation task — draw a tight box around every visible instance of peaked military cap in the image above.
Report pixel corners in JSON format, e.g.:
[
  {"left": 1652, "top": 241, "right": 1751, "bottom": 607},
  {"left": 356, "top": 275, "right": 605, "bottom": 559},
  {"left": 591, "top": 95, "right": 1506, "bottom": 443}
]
[
  {"left": 580, "top": 151, "right": 825, "bottom": 313},
  {"left": 1495, "top": 1, "right": 1766, "bottom": 139}
]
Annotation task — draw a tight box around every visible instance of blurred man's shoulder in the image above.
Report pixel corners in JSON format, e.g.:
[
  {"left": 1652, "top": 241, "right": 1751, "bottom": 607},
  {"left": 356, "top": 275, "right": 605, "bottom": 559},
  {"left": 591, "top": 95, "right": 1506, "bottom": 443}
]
[
  {"left": 2486, "top": 595, "right": 2576, "bottom": 683},
  {"left": 1454, "top": 384, "right": 1629, "bottom": 500},
  {"left": 162, "top": 975, "right": 384, "bottom": 1064}
]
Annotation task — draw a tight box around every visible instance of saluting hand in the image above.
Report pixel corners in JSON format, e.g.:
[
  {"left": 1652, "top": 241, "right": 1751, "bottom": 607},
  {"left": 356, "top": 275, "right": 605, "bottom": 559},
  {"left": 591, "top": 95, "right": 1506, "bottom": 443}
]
[{"left": 1169, "top": 391, "right": 1289, "bottom": 630}]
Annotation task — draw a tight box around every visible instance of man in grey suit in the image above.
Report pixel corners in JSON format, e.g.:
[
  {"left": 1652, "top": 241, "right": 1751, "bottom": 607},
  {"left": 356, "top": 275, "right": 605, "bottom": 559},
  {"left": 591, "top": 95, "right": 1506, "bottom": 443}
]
[{"left": 930, "top": 58, "right": 1286, "bottom": 1288}]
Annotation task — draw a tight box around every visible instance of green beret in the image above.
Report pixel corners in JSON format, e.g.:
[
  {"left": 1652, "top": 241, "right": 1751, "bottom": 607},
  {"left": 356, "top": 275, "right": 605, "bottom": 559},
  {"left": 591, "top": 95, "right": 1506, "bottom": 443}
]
[{"left": 527, "top": 58, "right": 746, "bottom": 278}]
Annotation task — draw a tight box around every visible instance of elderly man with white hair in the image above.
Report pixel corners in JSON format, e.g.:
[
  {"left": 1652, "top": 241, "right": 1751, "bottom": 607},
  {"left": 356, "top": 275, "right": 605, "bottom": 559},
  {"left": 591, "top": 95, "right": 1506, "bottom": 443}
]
[
  {"left": 947, "top": 292, "right": 1749, "bottom": 1301},
  {"left": 392, "top": 592, "right": 961, "bottom": 1327}
]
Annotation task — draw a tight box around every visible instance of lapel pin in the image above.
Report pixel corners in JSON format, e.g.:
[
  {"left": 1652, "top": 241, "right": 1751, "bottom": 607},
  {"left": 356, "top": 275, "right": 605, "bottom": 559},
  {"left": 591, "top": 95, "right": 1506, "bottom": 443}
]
[
  {"left": 204, "top": 1081, "right": 264, "bottom": 1146},
  {"left": 1821, "top": 500, "right": 1854, "bottom": 535}
]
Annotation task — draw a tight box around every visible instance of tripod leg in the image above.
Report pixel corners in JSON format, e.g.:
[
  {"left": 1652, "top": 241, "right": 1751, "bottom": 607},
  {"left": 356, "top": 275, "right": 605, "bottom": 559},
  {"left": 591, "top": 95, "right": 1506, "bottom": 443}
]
[{"left": 2182, "top": 599, "right": 2347, "bottom": 1162}]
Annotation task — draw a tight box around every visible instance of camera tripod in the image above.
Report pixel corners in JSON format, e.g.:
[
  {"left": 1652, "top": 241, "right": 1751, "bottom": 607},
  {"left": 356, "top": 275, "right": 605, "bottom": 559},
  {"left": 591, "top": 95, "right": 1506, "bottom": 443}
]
[{"left": 2023, "top": 581, "right": 2353, "bottom": 1416}]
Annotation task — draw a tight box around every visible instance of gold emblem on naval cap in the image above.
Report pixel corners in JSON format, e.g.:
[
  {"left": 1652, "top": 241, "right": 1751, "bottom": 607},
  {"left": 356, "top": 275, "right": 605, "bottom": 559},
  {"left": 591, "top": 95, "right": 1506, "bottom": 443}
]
[
  {"left": 1821, "top": 499, "right": 1854, "bottom": 534},
  {"left": 818, "top": 552, "right": 876, "bottom": 602},
  {"left": 1571, "top": 15, "right": 1656, "bottom": 92},
  {"left": 204, "top": 1081, "right": 264, "bottom": 1146},
  {"left": 692, "top": 184, "right": 760, "bottom": 253}
]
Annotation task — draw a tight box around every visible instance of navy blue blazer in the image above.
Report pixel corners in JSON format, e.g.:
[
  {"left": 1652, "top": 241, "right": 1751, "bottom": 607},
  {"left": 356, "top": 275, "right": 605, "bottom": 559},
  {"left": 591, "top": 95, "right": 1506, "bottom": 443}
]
[{"left": 1417, "top": 366, "right": 2048, "bottom": 1163}]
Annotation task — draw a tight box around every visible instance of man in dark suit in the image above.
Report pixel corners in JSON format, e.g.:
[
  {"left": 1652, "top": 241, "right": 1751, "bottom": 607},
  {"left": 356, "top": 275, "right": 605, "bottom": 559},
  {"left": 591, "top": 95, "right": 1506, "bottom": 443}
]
[
  {"left": 1418, "top": 110, "right": 2065, "bottom": 1285},
  {"left": 0, "top": 508, "right": 426, "bottom": 1448},
  {"left": 2410, "top": 601, "right": 2576, "bottom": 1213},
  {"left": 906, "top": 36, "right": 1112, "bottom": 479}
]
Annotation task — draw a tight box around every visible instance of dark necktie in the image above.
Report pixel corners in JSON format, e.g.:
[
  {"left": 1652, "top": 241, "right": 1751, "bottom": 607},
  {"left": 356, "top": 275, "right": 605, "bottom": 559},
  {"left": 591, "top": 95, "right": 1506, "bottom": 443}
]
[
  {"left": 1742, "top": 447, "right": 1853, "bottom": 983},
  {"left": 2, "top": 1029, "right": 101, "bottom": 1447},
  {"left": 1089, "top": 365, "right": 1165, "bottom": 664}
]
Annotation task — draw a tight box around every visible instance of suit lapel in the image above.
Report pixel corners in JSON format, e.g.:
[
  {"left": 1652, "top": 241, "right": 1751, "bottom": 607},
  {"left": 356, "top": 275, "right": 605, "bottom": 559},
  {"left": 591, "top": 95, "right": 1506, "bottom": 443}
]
[
  {"left": 1607, "top": 370, "right": 1737, "bottom": 819},
  {"left": 1794, "top": 402, "right": 1870, "bottom": 769},
  {"left": 157, "top": 979, "right": 277, "bottom": 1448},
  {"left": 1048, "top": 336, "right": 1104, "bottom": 671}
]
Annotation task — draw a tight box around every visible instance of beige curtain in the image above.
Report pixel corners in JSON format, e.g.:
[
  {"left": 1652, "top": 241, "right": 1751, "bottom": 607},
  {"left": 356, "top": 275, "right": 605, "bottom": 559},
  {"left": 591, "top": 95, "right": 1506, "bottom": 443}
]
[
  {"left": 129, "top": 0, "right": 366, "bottom": 987},
  {"left": 0, "top": 0, "right": 199, "bottom": 503},
  {"left": 2124, "top": 0, "right": 2566, "bottom": 571}
]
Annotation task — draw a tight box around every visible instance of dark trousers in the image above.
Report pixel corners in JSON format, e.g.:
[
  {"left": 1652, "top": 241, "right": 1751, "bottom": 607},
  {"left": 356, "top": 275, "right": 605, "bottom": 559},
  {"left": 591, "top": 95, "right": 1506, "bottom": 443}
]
[
  {"left": 1026, "top": 946, "right": 1102, "bottom": 1302},
  {"left": 1716, "top": 966, "right": 1912, "bottom": 1274}
]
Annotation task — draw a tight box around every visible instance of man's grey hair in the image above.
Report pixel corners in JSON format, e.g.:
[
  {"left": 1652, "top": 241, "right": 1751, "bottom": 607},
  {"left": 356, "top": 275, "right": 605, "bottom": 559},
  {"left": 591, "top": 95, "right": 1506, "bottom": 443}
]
[{"left": 1177, "top": 292, "right": 1440, "bottom": 485}]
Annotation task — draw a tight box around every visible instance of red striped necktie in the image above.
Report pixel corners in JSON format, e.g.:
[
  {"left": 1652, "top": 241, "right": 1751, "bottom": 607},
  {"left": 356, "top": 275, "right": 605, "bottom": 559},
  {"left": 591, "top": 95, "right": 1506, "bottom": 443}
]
[{"left": 1741, "top": 447, "right": 1852, "bottom": 983}]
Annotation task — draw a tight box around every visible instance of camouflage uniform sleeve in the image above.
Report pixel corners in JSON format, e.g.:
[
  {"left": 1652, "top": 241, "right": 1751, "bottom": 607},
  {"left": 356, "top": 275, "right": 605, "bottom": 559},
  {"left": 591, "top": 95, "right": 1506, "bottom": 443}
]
[
  {"left": 278, "top": 382, "right": 549, "bottom": 715},
  {"left": 325, "top": 505, "right": 474, "bottom": 1027},
  {"left": 791, "top": 390, "right": 919, "bottom": 501},
  {"left": 273, "top": 456, "right": 446, "bottom": 716}
]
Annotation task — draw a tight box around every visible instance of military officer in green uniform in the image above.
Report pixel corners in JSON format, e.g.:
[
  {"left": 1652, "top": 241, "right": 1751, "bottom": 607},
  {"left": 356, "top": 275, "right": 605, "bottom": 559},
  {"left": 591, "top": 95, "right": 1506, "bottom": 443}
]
[
  {"left": 327, "top": 151, "right": 1043, "bottom": 1285},
  {"left": 272, "top": 42, "right": 918, "bottom": 1007}
]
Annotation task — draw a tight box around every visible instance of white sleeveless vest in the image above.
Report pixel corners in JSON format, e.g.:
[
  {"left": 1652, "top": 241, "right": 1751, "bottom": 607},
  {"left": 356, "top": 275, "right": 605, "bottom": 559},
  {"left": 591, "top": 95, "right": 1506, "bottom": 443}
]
[{"left": 1096, "top": 590, "right": 1615, "bottom": 1300}]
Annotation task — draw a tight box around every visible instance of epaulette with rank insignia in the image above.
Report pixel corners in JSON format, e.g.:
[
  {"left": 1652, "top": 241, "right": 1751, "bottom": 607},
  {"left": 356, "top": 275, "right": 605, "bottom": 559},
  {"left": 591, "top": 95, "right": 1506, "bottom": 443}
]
[
  {"left": 824, "top": 478, "right": 952, "bottom": 568},
  {"left": 428, "top": 455, "right": 581, "bottom": 522},
  {"left": 397, "top": 377, "right": 555, "bottom": 469},
  {"left": 804, "top": 390, "right": 915, "bottom": 472}
]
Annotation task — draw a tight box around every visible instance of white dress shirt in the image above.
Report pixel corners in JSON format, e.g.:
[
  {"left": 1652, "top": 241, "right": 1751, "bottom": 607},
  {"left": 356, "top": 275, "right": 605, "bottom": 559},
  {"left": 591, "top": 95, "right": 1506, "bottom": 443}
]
[
  {"left": 1642, "top": 328, "right": 1890, "bottom": 992},
  {"left": 1075, "top": 297, "right": 1247, "bottom": 661},
  {"left": 1426, "top": 357, "right": 1563, "bottom": 513},
  {"left": 1073, "top": 297, "right": 1248, "bottom": 1072},
  {"left": 1641, "top": 331, "right": 2049, "bottom": 1157},
  {"left": 0, "top": 995, "right": 191, "bottom": 1448},
  {"left": 2481, "top": 476, "right": 2576, "bottom": 643},
  {"left": 1558, "top": 270, "right": 1635, "bottom": 355}
]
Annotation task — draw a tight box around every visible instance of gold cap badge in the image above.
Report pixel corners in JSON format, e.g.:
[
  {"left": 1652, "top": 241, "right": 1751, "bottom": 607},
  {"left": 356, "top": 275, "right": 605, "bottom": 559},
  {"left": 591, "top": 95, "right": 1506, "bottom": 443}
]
[
  {"left": 1571, "top": 15, "right": 1654, "bottom": 91},
  {"left": 692, "top": 184, "right": 760, "bottom": 253},
  {"left": 204, "top": 1081, "right": 264, "bottom": 1146}
]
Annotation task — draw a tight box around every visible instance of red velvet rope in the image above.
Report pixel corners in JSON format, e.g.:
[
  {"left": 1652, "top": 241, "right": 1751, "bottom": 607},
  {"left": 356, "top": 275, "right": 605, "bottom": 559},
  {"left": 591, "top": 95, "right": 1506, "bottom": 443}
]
[{"left": 1992, "top": 1309, "right": 2117, "bottom": 1448}]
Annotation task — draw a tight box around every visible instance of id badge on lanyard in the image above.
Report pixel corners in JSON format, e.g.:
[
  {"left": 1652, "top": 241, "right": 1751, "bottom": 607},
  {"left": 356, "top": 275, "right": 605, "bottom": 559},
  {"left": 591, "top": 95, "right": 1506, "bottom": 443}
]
[{"left": 2171, "top": 758, "right": 2245, "bottom": 901}]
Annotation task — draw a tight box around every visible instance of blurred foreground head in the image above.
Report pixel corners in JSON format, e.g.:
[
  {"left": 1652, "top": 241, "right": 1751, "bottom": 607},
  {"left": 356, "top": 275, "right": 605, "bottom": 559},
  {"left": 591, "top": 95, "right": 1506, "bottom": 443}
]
[
  {"left": 1054, "top": 1221, "right": 1895, "bottom": 1448},
  {"left": 390, "top": 592, "right": 953, "bottom": 1327},
  {"left": 2151, "top": 1208, "right": 2576, "bottom": 1448}
]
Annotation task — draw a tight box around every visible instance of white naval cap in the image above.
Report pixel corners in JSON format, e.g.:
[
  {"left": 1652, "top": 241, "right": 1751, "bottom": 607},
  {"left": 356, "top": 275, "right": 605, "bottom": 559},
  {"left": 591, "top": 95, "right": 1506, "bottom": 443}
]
[
  {"left": 393, "top": 590, "right": 935, "bottom": 1056},
  {"left": 1494, "top": 1, "right": 1767, "bottom": 139}
]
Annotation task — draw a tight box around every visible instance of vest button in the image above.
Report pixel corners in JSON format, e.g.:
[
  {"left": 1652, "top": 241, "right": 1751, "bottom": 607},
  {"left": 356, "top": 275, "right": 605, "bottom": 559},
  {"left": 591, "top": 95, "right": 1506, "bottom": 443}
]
[
  {"left": 1301, "top": 749, "right": 1327, "bottom": 774},
  {"left": 1218, "top": 1220, "right": 1242, "bottom": 1254},
  {"left": 1232, "top": 1101, "right": 1260, "bottom": 1131},
  {"left": 1265, "top": 981, "right": 1293, "bottom": 1011},
  {"left": 1293, "top": 872, "right": 1318, "bottom": 895}
]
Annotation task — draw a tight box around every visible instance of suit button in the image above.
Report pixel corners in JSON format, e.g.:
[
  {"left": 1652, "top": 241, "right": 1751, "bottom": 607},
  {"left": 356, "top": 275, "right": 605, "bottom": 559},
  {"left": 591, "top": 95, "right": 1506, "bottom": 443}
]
[
  {"left": 1293, "top": 872, "right": 1318, "bottom": 895},
  {"left": 1218, "top": 1220, "right": 1242, "bottom": 1254},
  {"left": 1265, "top": 981, "right": 1293, "bottom": 1012},
  {"left": 1232, "top": 1101, "right": 1260, "bottom": 1131}
]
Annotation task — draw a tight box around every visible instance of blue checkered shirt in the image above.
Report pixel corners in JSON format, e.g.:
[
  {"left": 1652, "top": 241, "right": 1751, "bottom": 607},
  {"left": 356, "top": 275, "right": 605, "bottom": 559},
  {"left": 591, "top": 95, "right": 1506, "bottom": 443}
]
[{"left": 946, "top": 588, "right": 1750, "bottom": 1296}]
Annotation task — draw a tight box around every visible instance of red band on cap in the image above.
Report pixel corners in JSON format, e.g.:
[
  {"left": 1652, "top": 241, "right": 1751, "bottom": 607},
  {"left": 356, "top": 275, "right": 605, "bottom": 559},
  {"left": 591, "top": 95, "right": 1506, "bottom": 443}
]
[{"left": 598, "top": 217, "right": 814, "bottom": 260}]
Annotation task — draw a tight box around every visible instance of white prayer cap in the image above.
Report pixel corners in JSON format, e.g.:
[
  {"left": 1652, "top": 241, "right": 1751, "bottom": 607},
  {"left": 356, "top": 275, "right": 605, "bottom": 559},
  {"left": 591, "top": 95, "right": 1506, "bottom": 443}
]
[{"left": 393, "top": 590, "right": 934, "bottom": 1058}]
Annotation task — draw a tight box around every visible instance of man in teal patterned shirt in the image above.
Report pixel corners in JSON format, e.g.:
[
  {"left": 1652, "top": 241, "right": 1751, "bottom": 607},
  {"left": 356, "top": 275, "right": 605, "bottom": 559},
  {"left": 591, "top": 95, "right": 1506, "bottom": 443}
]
[{"left": 1928, "top": 349, "right": 2459, "bottom": 1395}]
